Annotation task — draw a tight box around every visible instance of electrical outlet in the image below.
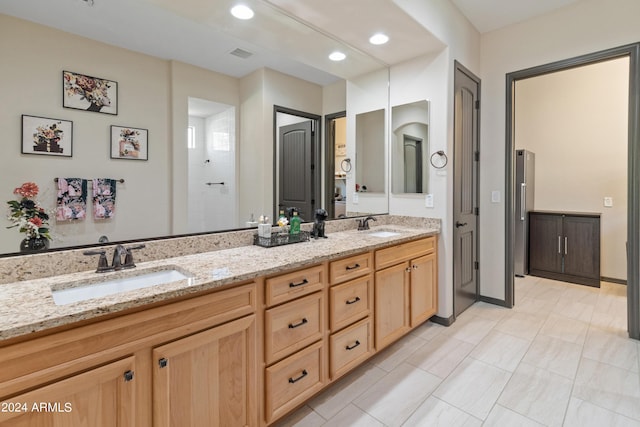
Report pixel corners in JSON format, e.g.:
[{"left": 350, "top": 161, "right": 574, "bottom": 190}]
[
  {"left": 604, "top": 197, "right": 613, "bottom": 207},
  {"left": 352, "top": 192, "right": 359, "bottom": 204}
]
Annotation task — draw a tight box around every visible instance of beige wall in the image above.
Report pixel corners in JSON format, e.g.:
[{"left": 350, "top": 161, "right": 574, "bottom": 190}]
[
  {"left": 515, "top": 57, "right": 628, "bottom": 280},
  {"left": 0, "top": 14, "right": 171, "bottom": 253},
  {"left": 1, "top": 14, "right": 332, "bottom": 254},
  {"left": 480, "top": 0, "right": 640, "bottom": 299}
]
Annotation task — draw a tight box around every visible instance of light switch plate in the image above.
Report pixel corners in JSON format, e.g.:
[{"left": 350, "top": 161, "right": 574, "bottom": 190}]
[
  {"left": 352, "top": 192, "right": 359, "bottom": 204},
  {"left": 425, "top": 194, "right": 434, "bottom": 208},
  {"left": 604, "top": 197, "right": 613, "bottom": 207},
  {"left": 491, "top": 190, "right": 501, "bottom": 203}
]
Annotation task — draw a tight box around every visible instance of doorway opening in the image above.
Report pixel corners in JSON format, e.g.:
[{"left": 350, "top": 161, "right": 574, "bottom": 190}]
[
  {"left": 325, "top": 111, "right": 347, "bottom": 219},
  {"left": 505, "top": 43, "right": 640, "bottom": 339},
  {"left": 273, "top": 106, "right": 321, "bottom": 223}
]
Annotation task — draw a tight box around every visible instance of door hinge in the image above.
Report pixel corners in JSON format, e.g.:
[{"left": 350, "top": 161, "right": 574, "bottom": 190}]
[
  {"left": 474, "top": 151, "right": 480, "bottom": 161},
  {"left": 474, "top": 207, "right": 479, "bottom": 216},
  {"left": 474, "top": 261, "right": 479, "bottom": 270},
  {"left": 475, "top": 100, "right": 480, "bottom": 109}
]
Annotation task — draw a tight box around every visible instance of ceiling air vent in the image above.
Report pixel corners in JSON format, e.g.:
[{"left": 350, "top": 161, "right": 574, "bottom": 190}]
[{"left": 229, "top": 48, "right": 253, "bottom": 59}]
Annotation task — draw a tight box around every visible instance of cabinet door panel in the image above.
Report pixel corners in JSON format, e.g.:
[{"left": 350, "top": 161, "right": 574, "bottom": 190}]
[
  {"left": 375, "top": 263, "right": 410, "bottom": 350},
  {"left": 563, "top": 216, "right": 600, "bottom": 280},
  {"left": 410, "top": 253, "right": 437, "bottom": 326},
  {"left": 0, "top": 356, "right": 136, "bottom": 427},
  {"left": 529, "top": 213, "right": 563, "bottom": 274},
  {"left": 153, "top": 315, "right": 256, "bottom": 427}
]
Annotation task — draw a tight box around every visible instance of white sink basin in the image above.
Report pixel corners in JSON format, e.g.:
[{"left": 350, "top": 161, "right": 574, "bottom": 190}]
[
  {"left": 51, "top": 267, "right": 192, "bottom": 306},
  {"left": 365, "top": 229, "right": 402, "bottom": 238}
]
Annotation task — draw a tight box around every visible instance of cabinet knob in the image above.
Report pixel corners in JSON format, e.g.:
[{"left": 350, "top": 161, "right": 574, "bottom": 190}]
[
  {"left": 405, "top": 267, "right": 412, "bottom": 273},
  {"left": 123, "top": 370, "right": 134, "bottom": 382},
  {"left": 159, "top": 358, "right": 168, "bottom": 368}
]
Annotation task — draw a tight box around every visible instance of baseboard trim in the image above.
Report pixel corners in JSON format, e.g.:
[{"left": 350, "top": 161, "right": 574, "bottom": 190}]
[
  {"left": 601, "top": 276, "right": 627, "bottom": 285},
  {"left": 430, "top": 314, "right": 454, "bottom": 326},
  {"left": 480, "top": 295, "right": 509, "bottom": 308}
]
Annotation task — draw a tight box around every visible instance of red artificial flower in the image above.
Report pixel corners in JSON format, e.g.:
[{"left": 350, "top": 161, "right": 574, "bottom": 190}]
[
  {"left": 29, "top": 217, "right": 43, "bottom": 227},
  {"left": 14, "top": 182, "right": 39, "bottom": 198}
]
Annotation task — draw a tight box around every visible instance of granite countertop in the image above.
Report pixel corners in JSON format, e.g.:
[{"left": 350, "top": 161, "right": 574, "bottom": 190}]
[{"left": 0, "top": 224, "right": 438, "bottom": 342}]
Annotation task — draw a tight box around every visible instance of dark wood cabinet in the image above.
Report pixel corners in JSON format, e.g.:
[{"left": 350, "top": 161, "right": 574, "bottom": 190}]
[{"left": 529, "top": 211, "right": 601, "bottom": 287}]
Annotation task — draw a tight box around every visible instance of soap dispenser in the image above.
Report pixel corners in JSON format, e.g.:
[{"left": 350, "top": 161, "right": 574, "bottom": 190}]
[{"left": 289, "top": 211, "right": 301, "bottom": 235}]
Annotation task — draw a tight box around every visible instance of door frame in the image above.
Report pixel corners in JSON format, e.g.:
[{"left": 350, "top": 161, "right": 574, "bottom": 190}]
[
  {"left": 273, "top": 105, "right": 321, "bottom": 221},
  {"left": 324, "top": 111, "right": 346, "bottom": 219},
  {"left": 453, "top": 60, "right": 481, "bottom": 318},
  {"left": 504, "top": 42, "right": 640, "bottom": 339}
]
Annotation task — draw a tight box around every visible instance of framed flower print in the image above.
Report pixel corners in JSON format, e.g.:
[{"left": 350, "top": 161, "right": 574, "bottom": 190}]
[
  {"left": 110, "top": 125, "right": 148, "bottom": 160},
  {"left": 21, "top": 115, "right": 73, "bottom": 157},
  {"left": 63, "top": 70, "right": 118, "bottom": 115}
]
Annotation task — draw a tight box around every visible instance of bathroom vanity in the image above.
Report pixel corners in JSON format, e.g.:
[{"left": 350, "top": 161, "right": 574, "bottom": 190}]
[{"left": 0, "top": 218, "right": 438, "bottom": 426}]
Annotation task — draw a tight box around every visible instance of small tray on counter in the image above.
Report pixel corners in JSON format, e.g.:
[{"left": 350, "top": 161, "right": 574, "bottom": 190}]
[{"left": 253, "top": 231, "right": 310, "bottom": 248}]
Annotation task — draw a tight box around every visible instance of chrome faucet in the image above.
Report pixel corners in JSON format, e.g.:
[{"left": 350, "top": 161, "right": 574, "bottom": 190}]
[{"left": 357, "top": 216, "right": 377, "bottom": 231}]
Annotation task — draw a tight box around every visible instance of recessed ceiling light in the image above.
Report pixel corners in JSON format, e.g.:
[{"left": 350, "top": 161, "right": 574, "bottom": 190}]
[
  {"left": 329, "top": 51, "right": 346, "bottom": 61},
  {"left": 231, "top": 4, "right": 254, "bottom": 20},
  {"left": 82, "top": 0, "right": 94, "bottom": 6},
  {"left": 369, "top": 33, "right": 389, "bottom": 45}
]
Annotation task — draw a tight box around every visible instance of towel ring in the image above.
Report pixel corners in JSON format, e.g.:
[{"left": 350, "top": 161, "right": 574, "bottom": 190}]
[
  {"left": 430, "top": 151, "right": 448, "bottom": 169},
  {"left": 340, "top": 158, "right": 352, "bottom": 173}
]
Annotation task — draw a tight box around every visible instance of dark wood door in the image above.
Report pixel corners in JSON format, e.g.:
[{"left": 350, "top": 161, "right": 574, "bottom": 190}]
[
  {"left": 529, "top": 213, "right": 563, "bottom": 274},
  {"left": 279, "top": 121, "right": 314, "bottom": 221},
  {"left": 563, "top": 216, "right": 600, "bottom": 281},
  {"left": 453, "top": 62, "right": 480, "bottom": 317}
]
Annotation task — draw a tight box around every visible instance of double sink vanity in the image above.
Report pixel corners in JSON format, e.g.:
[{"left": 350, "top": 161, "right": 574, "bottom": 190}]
[{"left": 0, "top": 215, "right": 439, "bottom": 426}]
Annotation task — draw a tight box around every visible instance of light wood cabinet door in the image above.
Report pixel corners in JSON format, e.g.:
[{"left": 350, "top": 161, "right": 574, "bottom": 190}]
[
  {"left": 0, "top": 356, "right": 137, "bottom": 427},
  {"left": 153, "top": 315, "right": 257, "bottom": 427},
  {"left": 374, "top": 262, "right": 410, "bottom": 350},
  {"left": 410, "top": 253, "right": 437, "bottom": 327}
]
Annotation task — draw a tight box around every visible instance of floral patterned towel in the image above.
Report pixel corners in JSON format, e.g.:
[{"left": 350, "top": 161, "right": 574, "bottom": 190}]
[
  {"left": 56, "top": 178, "right": 87, "bottom": 221},
  {"left": 93, "top": 178, "right": 116, "bottom": 219}
]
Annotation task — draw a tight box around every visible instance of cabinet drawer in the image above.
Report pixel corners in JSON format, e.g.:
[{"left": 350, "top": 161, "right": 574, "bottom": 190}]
[
  {"left": 330, "top": 252, "right": 373, "bottom": 284},
  {"left": 329, "top": 275, "right": 372, "bottom": 331},
  {"left": 375, "top": 236, "right": 435, "bottom": 270},
  {"left": 265, "top": 292, "right": 324, "bottom": 364},
  {"left": 265, "top": 341, "right": 325, "bottom": 423},
  {"left": 330, "top": 318, "right": 372, "bottom": 379},
  {"left": 266, "top": 265, "right": 325, "bottom": 307}
]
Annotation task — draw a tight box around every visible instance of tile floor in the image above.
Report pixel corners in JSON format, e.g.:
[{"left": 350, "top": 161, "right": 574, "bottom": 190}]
[{"left": 273, "top": 276, "right": 640, "bottom": 427}]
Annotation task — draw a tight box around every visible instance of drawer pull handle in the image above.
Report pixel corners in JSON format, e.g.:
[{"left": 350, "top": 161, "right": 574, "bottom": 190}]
[
  {"left": 346, "top": 296, "right": 361, "bottom": 305},
  {"left": 346, "top": 263, "right": 360, "bottom": 271},
  {"left": 346, "top": 340, "right": 361, "bottom": 351},
  {"left": 288, "top": 369, "right": 308, "bottom": 384},
  {"left": 288, "top": 318, "right": 308, "bottom": 329},
  {"left": 289, "top": 278, "right": 309, "bottom": 288}
]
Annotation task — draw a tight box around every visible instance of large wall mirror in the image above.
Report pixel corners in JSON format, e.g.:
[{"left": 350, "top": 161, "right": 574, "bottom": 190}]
[
  {"left": 0, "top": 1, "right": 389, "bottom": 255},
  {"left": 391, "top": 100, "right": 430, "bottom": 194}
]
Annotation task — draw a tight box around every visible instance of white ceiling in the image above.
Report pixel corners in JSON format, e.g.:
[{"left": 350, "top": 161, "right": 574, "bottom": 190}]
[
  {"left": 451, "top": 0, "right": 584, "bottom": 33},
  {"left": 0, "top": 0, "right": 584, "bottom": 86}
]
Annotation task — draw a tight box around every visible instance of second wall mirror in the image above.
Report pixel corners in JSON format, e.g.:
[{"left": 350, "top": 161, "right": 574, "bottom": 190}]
[{"left": 391, "top": 100, "right": 430, "bottom": 194}]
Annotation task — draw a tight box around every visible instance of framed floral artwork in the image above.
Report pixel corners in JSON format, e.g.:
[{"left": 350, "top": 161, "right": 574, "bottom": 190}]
[
  {"left": 110, "top": 125, "right": 148, "bottom": 160},
  {"left": 63, "top": 70, "right": 118, "bottom": 115},
  {"left": 21, "top": 115, "right": 73, "bottom": 157}
]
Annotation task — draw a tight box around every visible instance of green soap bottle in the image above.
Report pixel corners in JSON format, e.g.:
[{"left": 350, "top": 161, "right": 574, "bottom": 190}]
[{"left": 289, "top": 211, "right": 301, "bottom": 235}]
